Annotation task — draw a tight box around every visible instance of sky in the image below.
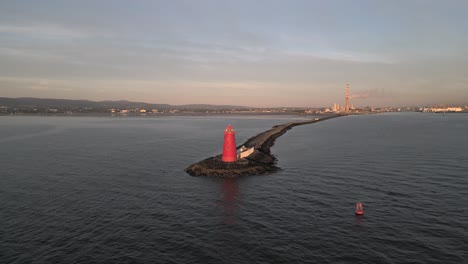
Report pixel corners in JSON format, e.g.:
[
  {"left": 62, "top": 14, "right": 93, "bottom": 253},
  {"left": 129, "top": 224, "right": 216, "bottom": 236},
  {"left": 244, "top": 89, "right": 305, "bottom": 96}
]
[{"left": 0, "top": 0, "right": 467, "bottom": 107}]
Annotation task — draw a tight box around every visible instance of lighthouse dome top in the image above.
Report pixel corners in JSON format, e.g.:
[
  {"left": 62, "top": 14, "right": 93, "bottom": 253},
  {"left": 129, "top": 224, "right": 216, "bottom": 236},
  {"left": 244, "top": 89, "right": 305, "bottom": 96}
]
[{"left": 225, "top": 124, "right": 235, "bottom": 133}]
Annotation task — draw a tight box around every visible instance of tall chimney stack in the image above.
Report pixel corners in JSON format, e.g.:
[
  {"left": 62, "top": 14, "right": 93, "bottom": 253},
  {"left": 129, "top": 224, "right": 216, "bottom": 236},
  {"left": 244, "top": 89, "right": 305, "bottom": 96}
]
[{"left": 345, "top": 83, "right": 350, "bottom": 113}]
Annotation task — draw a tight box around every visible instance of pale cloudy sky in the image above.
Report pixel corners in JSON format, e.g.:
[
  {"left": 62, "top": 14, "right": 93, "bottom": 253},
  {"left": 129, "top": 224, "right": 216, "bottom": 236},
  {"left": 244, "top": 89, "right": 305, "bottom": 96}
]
[{"left": 0, "top": 0, "right": 467, "bottom": 107}]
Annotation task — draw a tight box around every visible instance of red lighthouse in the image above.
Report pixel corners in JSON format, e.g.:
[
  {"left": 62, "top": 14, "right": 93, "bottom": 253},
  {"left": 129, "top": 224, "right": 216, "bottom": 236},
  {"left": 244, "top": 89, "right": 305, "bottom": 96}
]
[{"left": 222, "top": 124, "right": 237, "bottom": 162}]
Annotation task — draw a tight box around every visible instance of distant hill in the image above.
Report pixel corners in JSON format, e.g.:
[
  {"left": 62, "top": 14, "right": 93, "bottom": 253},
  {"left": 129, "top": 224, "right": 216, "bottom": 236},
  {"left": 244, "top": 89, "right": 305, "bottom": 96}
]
[{"left": 0, "top": 97, "right": 249, "bottom": 110}]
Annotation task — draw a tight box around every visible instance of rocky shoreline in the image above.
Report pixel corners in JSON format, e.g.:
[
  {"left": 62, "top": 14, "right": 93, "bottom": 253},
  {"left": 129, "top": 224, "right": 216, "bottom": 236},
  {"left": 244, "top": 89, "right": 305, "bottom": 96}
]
[{"left": 185, "top": 115, "right": 344, "bottom": 177}]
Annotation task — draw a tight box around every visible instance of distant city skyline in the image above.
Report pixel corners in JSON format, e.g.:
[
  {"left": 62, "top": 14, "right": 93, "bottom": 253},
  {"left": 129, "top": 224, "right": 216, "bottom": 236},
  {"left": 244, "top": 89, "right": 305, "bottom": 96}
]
[{"left": 1, "top": 0, "right": 467, "bottom": 107}]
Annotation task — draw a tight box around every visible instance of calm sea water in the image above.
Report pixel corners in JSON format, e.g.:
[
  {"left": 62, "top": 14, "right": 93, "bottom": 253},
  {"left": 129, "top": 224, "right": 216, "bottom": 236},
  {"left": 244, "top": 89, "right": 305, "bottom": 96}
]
[{"left": 1, "top": 113, "right": 467, "bottom": 263}]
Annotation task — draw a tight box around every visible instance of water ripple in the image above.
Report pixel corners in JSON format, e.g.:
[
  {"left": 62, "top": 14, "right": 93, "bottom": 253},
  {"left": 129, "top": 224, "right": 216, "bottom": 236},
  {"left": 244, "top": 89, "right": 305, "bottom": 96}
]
[{"left": 1, "top": 114, "right": 467, "bottom": 263}]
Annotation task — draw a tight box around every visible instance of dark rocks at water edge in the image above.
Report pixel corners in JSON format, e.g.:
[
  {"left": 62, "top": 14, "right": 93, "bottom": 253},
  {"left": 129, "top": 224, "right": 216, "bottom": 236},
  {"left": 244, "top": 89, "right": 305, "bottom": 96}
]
[
  {"left": 185, "top": 115, "right": 343, "bottom": 177},
  {"left": 185, "top": 152, "right": 279, "bottom": 177}
]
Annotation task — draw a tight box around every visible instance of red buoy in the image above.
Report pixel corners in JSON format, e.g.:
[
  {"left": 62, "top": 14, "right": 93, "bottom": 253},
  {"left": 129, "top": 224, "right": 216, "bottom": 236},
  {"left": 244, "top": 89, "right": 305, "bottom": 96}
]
[
  {"left": 355, "top": 202, "right": 364, "bottom": 215},
  {"left": 222, "top": 124, "right": 237, "bottom": 162}
]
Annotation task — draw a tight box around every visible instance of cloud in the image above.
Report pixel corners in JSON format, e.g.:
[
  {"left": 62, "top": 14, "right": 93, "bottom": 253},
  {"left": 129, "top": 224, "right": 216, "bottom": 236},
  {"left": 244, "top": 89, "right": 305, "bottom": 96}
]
[
  {"left": 0, "top": 24, "right": 89, "bottom": 39},
  {"left": 322, "top": 51, "right": 397, "bottom": 64},
  {"left": 285, "top": 50, "right": 397, "bottom": 64},
  {"left": 28, "top": 80, "right": 50, "bottom": 91},
  {"left": 350, "top": 89, "right": 385, "bottom": 99},
  {"left": 0, "top": 46, "right": 67, "bottom": 60},
  {"left": 0, "top": 77, "right": 73, "bottom": 92}
]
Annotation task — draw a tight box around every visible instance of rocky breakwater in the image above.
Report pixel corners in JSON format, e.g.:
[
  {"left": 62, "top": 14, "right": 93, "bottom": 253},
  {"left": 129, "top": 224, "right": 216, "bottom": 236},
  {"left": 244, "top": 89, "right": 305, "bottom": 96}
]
[{"left": 185, "top": 115, "right": 343, "bottom": 177}]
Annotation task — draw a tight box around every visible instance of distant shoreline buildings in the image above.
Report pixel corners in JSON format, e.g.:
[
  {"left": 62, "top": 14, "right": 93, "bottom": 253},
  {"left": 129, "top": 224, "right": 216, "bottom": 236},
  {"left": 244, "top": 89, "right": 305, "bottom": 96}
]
[
  {"left": 0, "top": 96, "right": 467, "bottom": 115},
  {"left": 419, "top": 106, "right": 464, "bottom": 113},
  {"left": 329, "top": 83, "right": 355, "bottom": 114}
]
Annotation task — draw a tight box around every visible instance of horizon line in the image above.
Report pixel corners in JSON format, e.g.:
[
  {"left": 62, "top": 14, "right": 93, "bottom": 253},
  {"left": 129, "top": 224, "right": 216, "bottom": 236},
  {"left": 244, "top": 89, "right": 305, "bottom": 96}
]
[{"left": 1, "top": 96, "right": 466, "bottom": 109}]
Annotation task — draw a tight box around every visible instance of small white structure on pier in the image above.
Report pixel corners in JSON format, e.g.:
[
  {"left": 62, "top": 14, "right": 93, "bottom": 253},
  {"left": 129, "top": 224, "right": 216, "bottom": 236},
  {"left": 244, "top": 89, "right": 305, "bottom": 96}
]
[{"left": 238, "top": 146, "right": 255, "bottom": 159}]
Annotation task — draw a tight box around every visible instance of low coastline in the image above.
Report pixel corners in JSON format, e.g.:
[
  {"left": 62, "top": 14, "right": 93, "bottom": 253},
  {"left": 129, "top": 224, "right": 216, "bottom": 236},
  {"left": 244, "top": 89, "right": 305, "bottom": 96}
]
[{"left": 185, "top": 114, "right": 344, "bottom": 177}]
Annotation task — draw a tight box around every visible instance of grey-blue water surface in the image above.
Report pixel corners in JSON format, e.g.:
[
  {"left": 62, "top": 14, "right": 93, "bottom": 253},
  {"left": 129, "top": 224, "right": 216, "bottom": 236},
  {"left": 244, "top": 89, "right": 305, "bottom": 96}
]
[{"left": 1, "top": 113, "right": 467, "bottom": 263}]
